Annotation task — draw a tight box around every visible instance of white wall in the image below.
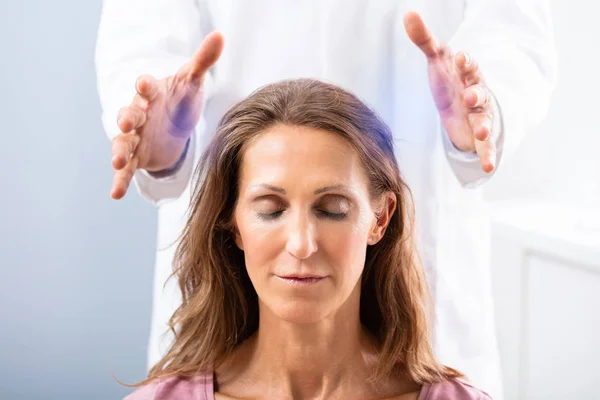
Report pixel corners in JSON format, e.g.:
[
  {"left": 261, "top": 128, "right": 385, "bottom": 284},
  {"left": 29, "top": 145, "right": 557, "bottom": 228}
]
[
  {"left": 484, "top": 1, "right": 600, "bottom": 210},
  {"left": 484, "top": 2, "right": 600, "bottom": 398}
]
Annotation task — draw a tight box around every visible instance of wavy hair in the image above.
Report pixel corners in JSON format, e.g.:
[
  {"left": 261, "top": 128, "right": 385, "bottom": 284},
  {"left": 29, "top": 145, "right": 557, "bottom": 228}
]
[{"left": 128, "top": 78, "right": 462, "bottom": 388}]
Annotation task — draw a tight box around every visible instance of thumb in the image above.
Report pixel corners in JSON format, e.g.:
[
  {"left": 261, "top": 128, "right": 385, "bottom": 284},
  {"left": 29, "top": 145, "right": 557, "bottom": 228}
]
[
  {"left": 188, "top": 31, "right": 225, "bottom": 86},
  {"left": 404, "top": 11, "right": 439, "bottom": 58}
]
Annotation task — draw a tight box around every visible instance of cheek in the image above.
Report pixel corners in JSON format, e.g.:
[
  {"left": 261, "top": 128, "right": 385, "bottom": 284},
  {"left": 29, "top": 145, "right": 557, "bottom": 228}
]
[
  {"left": 236, "top": 216, "right": 281, "bottom": 271},
  {"left": 320, "top": 216, "right": 371, "bottom": 271},
  {"left": 322, "top": 224, "right": 366, "bottom": 252}
]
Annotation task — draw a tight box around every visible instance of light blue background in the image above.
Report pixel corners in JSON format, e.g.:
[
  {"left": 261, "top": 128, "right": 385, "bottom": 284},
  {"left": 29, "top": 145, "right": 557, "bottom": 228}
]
[{"left": 0, "top": 1, "right": 155, "bottom": 398}]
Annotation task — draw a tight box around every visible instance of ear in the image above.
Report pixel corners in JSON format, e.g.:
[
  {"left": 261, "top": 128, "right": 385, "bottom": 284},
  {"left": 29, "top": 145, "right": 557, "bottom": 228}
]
[
  {"left": 367, "top": 192, "right": 397, "bottom": 246},
  {"left": 233, "top": 226, "right": 244, "bottom": 251}
]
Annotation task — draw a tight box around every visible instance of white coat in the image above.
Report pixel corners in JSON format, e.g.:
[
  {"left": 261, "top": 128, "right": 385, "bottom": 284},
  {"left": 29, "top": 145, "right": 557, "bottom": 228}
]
[{"left": 96, "top": 1, "right": 556, "bottom": 398}]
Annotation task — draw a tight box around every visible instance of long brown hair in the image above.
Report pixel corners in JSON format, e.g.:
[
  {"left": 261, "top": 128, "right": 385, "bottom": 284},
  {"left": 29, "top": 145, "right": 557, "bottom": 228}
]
[{"left": 129, "top": 78, "right": 461, "bottom": 387}]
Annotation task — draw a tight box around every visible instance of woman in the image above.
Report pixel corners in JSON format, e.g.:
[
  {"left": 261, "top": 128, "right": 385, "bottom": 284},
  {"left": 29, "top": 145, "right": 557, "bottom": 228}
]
[{"left": 124, "top": 79, "right": 492, "bottom": 399}]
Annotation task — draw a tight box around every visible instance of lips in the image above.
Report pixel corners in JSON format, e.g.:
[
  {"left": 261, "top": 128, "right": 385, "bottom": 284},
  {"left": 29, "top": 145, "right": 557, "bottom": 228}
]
[
  {"left": 276, "top": 275, "right": 327, "bottom": 285},
  {"left": 278, "top": 274, "right": 325, "bottom": 279}
]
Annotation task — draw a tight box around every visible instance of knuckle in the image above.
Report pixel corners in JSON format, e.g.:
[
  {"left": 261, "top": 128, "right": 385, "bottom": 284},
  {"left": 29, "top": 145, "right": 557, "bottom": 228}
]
[
  {"left": 117, "top": 107, "right": 128, "bottom": 122},
  {"left": 133, "top": 94, "right": 149, "bottom": 111},
  {"left": 112, "top": 134, "right": 125, "bottom": 147},
  {"left": 465, "top": 76, "right": 479, "bottom": 87},
  {"left": 136, "top": 108, "right": 146, "bottom": 123},
  {"left": 127, "top": 139, "right": 134, "bottom": 155},
  {"left": 131, "top": 134, "right": 141, "bottom": 147},
  {"left": 129, "top": 108, "right": 140, "bottom": 123}
]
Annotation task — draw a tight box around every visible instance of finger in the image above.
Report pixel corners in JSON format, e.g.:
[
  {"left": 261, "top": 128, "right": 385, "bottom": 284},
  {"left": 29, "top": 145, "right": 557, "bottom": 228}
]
[
  {"left": 468, "top": 112, "right": 494, "bottom": 143},
  {"left": 475, "top": 134, "right": 496, "bottom": 174},
  {"left": 111, "top": 154, "right": 139, "bottom": 200},
  {"left": 404, "top": 11, "right": 440, "bottom": 58},
  {"left": 188, "top": 31, "right": 225, "bottom": 86},
  {"left": 455, "top": 51, "right": 480, "bottom": 85},
  {"left": 117, "top": 106, "right": 147, "bottom": 133},
  {"left": 136, "top": 75, "right": 159, "bottom": 101},
  {"left": 111, "top": 133, "right": 141, "bottom": 170},
  {"left": 464, "top": 84, "right": 489, "bottom": 109}
]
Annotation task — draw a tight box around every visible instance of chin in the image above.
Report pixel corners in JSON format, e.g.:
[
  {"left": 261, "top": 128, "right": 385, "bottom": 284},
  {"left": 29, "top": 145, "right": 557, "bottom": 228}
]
[{"left": 270, "top": 300, "right": 332, "bottom": 325}]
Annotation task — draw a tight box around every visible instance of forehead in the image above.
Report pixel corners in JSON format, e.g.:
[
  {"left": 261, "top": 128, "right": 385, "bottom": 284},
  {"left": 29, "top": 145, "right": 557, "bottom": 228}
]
[{"left": 238, "top": 124, "right": 368, "bottom": 191}]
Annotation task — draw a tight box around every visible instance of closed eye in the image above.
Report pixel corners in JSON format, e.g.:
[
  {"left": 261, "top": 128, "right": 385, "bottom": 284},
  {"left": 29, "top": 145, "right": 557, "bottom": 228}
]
[
  {"left": 317, "top": 210, "right": 347, "bottom": 220},
  {"left": 256, "top": 210, "right": 347, "bottom": 221},
  {"left": 256, "top": 210, "right": 284, "bottom": 220}
]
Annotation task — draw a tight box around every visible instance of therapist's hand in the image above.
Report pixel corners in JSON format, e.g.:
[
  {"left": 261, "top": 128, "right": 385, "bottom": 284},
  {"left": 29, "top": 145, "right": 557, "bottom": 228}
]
[
  {"left": 109, "top": 32, "right": 224, "bottom": 199},
  {"left": 404, "top": 11, "right": 496, "bottom": 173}
]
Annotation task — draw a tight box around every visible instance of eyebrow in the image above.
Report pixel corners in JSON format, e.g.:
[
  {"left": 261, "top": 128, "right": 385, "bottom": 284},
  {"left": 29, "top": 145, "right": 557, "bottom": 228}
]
[{"left": 249, "top": 183, "right": 350, "bottom": 195}]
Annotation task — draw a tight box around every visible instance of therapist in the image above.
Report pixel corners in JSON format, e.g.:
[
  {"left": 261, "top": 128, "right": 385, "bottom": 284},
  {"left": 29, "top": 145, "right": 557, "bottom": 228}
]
[{"left": 95, "top": 2, "right": 556, "bottom": 399}]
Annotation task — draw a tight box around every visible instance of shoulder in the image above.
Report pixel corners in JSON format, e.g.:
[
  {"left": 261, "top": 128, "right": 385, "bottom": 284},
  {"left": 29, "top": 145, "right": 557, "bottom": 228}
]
[
  {"left": 419, "top": 378, "right": 493, "bottom": 400},
  {"left": 123, "top": 375, "right": 214, "bottom": 400}
]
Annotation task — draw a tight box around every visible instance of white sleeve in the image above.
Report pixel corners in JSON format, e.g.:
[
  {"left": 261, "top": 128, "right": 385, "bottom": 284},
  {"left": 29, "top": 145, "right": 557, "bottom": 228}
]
[
  {"left": 443, "top": 0, "right": 558, "bottom": 188},
  {"left": 95, "top": 0, "right": 213, "bottom": 205}
]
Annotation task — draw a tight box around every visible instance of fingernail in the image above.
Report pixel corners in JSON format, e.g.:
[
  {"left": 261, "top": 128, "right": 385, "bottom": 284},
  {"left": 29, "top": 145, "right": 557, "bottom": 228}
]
[{"left": 464, "top": 52, "right": 471, "bottom": 66}]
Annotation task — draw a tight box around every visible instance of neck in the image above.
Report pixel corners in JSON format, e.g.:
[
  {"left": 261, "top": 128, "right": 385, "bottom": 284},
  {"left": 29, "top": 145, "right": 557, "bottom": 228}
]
[{"left": 248, "top": 284, "right": 379, "bottom": 399}]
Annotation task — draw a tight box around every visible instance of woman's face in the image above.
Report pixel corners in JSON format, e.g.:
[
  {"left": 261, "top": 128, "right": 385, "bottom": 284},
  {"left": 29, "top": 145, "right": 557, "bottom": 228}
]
[{"left": 233, "top": 124, "right": 392, "bottom": 324}]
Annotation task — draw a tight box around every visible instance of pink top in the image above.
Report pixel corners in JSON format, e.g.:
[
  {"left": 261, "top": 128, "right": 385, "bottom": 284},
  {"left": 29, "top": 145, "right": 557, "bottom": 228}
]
[{"left": 124, "top": 375, "right": 493, "bottom": 399}]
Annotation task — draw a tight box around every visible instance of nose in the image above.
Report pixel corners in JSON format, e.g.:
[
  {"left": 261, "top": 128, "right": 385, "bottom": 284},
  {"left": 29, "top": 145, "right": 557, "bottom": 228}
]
[{"left": 285, "top": 210, "right": 318, "bottom": 260}]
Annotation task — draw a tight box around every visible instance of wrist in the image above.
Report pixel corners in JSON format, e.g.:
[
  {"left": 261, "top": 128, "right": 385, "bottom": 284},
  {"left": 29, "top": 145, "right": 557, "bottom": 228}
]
[{"left": 147, "top": 137, "right": 191, "bottom": 179}]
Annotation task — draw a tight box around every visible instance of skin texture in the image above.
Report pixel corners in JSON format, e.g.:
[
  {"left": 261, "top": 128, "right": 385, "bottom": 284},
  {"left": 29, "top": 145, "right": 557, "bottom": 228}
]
[
  {"left": 212, "top": 124, "right": 419, "bottom": 400},
  {"left": 109, "top": 11, "right": 497, "bottom": 199}
]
